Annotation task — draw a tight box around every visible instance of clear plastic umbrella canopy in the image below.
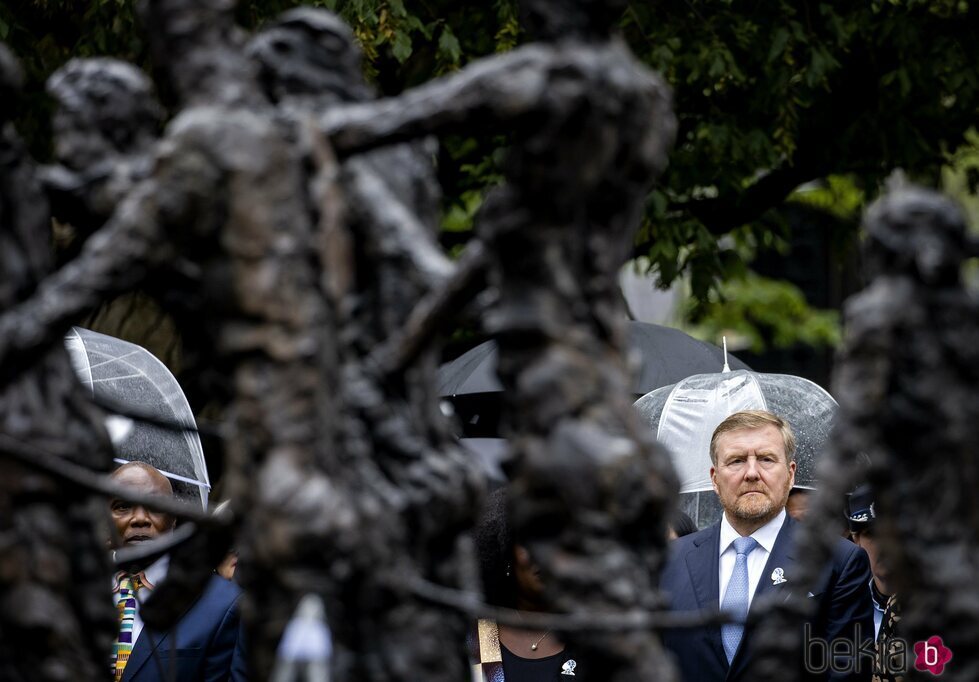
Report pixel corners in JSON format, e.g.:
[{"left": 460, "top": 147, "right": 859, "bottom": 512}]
[
  {"left": 65, "top": 327, "right": 209, "bottom": 508},
  {"left": 634, "top": 369, "right": 837, "bottom": 528}
]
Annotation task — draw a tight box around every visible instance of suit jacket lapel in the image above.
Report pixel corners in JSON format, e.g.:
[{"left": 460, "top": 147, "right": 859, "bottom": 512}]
[
  {"left": 685, "top": 523, "right": 728, "bottom": 670},
  {"left": 685, "top": 523, "right": 720, "bottom": 609},
  {"left": 752, "top": 515, "right": 796, "bottom": 606},
  {"left": 121, "top": 627, "right": 168, "bottom": 682}
]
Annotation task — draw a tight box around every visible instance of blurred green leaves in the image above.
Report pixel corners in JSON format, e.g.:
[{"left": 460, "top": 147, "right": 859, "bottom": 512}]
[{"left": 686, "top": 272, "right": 841, "bottom": 353}]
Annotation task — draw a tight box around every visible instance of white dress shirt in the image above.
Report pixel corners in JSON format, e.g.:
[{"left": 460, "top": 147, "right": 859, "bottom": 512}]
[
  {"left": 718, "top": 509, "right": 786, "bottom": 609},
  {"left": 870, "top": 578, "right": 887, "bottom": 637},
  {"left": 113, "top": 554, "right": 169, "bottom": 644}
]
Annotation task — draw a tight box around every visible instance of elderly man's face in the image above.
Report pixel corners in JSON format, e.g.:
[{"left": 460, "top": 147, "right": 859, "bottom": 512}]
[
  {"left": 109, "top": 465, "right": 176, "bottom": 547},
  {"left": 711, "top": 425, "right": 796, "bottom": 534}
]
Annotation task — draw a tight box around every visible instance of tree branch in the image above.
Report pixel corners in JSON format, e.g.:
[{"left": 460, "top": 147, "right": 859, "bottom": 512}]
[
  {"left": 0, "top": 183, "right": 167, "bottom": 372},
  {"left": 633, "top": 161, "right": 818, "bottom": 260}
]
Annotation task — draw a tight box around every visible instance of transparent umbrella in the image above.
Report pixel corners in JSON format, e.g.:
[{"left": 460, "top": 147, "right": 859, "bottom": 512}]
[
  {"left": 634, "top": 369, "right": 837, "bottom": 528},
  {"left": 64, "top": 327, "right": 209, "bottom": 508}
]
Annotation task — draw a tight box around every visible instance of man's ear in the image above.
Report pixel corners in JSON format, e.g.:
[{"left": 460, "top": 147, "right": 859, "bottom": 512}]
[{"left": 710, "top": 466, "right": 718, "bottom": 494}]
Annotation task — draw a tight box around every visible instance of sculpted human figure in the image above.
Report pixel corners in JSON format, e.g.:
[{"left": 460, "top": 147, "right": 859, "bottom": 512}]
[
  {"left": 3, "top": 2, "right": 337, "bottom": 676},
  {"left": 246, "top": 10, "right": 481, "bottom": 679},
  {"left": 3, "top": 1, "right": 481, "bottom": 677},
  {"left": 0, "top": 44, "right": 118, "bottom": 682},
  {"left": 0, "top": 0, "right": 681, "bottom": 679},
  {"left": 311, "top": 1, "right": 678, "bottom": 678},
  {"left": 41, "top": 58, "right": 162, "bottom": 243},
  {"left": 829, "top": 184, "right": 979, "bottom": 679},
  {"left": 754, "top": 182, "right": 979, "bottom": 681}
]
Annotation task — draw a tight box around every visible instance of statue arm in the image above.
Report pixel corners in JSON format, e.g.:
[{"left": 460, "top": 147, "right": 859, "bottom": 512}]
[
  {"left": 39, "top": 157, "right": 154, "bottom": 234},
  {"left": 0, "top": 180, "right": 171, "bottom": 366},
  {"left": 343, "top": 157, "right": 453, "bottom": 287},
  {"left": 320, "top": 46, "right": 557, "bottom": 155}
]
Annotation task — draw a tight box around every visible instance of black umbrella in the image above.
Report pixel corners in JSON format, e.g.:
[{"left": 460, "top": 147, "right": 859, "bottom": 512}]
[
  {"left": 459, "top": 438, "right": 508, "bottom": 487},
  {"left": 439, "top": 321, "right": 749, "bottom": 397},
  {"left": 439, "top": 321, "right": 749, "bottom": 437}
]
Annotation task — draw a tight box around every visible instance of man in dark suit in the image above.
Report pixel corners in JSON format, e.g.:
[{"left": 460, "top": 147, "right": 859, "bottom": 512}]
[
  {"left": 660, "top": 410, "right": 874, "bottom": 681},
  {"left": 109, "top": 462, "right": 245, "bottom": 682}
]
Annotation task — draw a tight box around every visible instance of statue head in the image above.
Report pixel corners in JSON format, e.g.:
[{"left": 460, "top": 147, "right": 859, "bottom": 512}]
[
  {"left": 862, "top": 180, "right": 968, "bottom": 286},
  {"left": 247, "top": 8, "right": 372, "bottom": 108},
  {"left": 46, "top": 58, "right": 162, "bottom": 170}
]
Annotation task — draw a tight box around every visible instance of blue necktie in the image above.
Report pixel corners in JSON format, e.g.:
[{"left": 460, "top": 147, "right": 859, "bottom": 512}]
[{"left": 720, "top": 536, "right": 759, "bottom": 664}]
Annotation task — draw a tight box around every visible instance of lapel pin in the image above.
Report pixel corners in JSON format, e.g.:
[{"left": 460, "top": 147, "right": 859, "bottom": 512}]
[{"left": 771, "top": 567, "right": 787, "bottom": 585}]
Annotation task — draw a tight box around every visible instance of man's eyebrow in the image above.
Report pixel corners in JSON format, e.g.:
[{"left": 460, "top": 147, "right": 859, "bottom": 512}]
[{"left": 722, "top": 448, "right": 781, "bottom": 458}]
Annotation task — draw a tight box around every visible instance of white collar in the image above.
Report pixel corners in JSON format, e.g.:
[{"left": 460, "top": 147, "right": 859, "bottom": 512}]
[
  {"left": 113, "top": 554, "right": 170, "bottom": 591},
  {"left": 719, "top": 509, "right": 786, "bottom": 556},
  {"left": 142, "top": 554, "right": 170, "bottom": 589}
]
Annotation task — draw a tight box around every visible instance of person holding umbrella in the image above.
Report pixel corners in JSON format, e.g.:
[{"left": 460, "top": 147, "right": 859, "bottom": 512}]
[{"left": 659, "top": 410, "right": 874, "bottom": 681}]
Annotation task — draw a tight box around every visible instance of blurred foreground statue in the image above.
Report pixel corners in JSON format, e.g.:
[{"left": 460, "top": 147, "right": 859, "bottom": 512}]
[
  {"left": 0, "top": 0, "right": 677, "bottom": 679},
  {"left": 0, "top": 45, "right": 117, "bottom": 682},
  {"left": 318, "top": 0, "right": 680, "bottom": 677},
  {"left": 754, "top": 181, "right": 979, "bottom": 681}
]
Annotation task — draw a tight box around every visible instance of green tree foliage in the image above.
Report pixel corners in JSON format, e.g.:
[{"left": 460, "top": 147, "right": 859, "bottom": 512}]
[
  {"left": 687, "top": 272, "right": 841, "bottom": 353},
  {"left": 624, "top": 0, "right": 978, "bottom": 298},
  {"left": 3, "top": 0, "right": 977, "bottom": 349}
]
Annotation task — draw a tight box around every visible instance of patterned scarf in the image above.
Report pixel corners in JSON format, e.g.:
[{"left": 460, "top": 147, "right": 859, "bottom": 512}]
[
  {"left": 873, "top": 594, "right": 903, "bottom": 682},
  {"left": 112, "top": 573, "right": 147, "bottom": 682},
  {"left": 467, "top": 619, "right": 505, "bottom": 682}
]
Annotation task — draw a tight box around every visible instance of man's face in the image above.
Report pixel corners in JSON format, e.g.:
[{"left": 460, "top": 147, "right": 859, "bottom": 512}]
[
  {"left": 109, "top": 465, "right": 176, "bottom": 547},
  {"left": 852, "top": 528, "right": 891, "bottom": 595},
  {"left": 711, "top": 425, "right": 796, "bottom": 532}
]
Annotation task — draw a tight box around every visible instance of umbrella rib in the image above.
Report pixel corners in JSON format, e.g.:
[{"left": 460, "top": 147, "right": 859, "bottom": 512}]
[
  {"left": 92, "top": 372, "right": 146, "bottom": 383},
  {"left": 90, "top": 355, "right": 191, "bottom": 413},
  {"left": 85, "top": 349, "right": 143, "bottom": 370}
]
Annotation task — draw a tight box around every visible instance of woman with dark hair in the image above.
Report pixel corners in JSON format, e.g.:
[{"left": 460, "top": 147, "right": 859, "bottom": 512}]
[{"left": 470, "top": 489, "right": 581, "bottom": 681}]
